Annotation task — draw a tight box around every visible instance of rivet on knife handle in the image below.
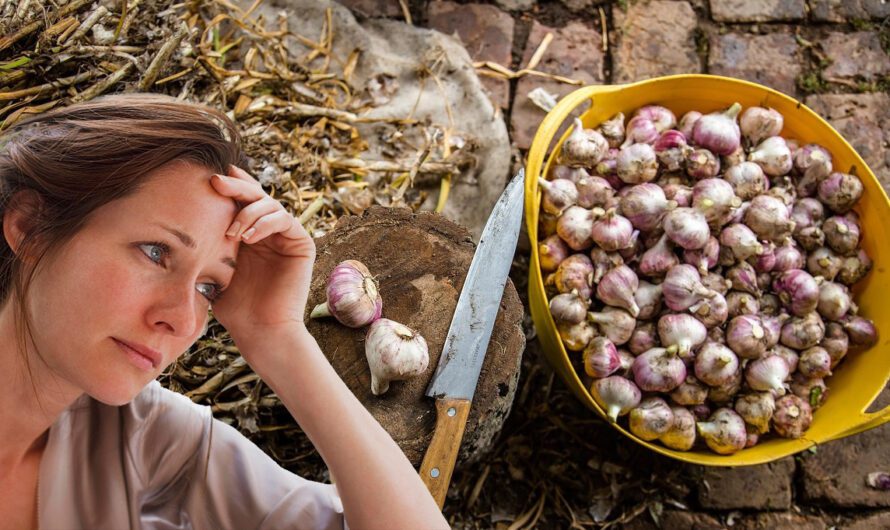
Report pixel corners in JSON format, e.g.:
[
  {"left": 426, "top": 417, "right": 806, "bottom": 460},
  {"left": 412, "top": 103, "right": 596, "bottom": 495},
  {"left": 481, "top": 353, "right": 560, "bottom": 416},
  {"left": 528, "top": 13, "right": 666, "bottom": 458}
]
[{"left": 419, "top": 398, "right": 471, "bottom": 509}]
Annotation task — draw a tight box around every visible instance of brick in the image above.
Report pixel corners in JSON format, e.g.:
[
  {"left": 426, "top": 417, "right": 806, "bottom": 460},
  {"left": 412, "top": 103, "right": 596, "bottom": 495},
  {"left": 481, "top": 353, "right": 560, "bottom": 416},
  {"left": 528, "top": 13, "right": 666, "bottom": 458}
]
[
  {"left": 510, "top": 20, "right": 605, "bottom": 150},
  {"left": 805, "top": 93, "right": 890, "bottom": 195},
  {"left": 611, "top": 1, "right": 701, "bottom": 84},
  {"left": 427, "top": 2, "right": 515, "bottom": 110},
  {"left": 845, "top": 511, "right": 890, "bottom": 530},
  {"left": 799, "top": 422, "right": 890, "bottom": 508},
  {"left": 697, "top": 457, "right": 795, "bottom": 510},
  {"left": 708, "top": 31, "right": 801, "bottom": 97},
  {"left": 336, "top": 0, "right": 403, "bottom": 18},
  {"left": 821, "top": 31, "right": 890, "bottom": 82},
  {"left": 809, "top": 0, "right": 890, "bottom": 22},
  {"left": 735, "top": 513, "right": 828, "bottom": 530},
  {"left": 710, "top": 0, "right": 806, "bottom": 22}
]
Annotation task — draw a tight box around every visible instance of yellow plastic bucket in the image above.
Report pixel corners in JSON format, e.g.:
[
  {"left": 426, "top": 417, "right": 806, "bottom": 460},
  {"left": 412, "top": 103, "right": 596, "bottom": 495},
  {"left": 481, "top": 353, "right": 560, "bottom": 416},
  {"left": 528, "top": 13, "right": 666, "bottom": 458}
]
[{"left": 525, "top": 74, "right": 890, "bottom": 466}]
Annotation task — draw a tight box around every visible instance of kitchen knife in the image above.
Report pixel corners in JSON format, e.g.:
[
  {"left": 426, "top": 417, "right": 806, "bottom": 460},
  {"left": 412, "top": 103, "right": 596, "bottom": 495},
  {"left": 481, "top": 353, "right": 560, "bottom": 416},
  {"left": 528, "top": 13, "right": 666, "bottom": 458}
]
[{"left": 419, "top": 169, "right": 525, "bottom": 508}]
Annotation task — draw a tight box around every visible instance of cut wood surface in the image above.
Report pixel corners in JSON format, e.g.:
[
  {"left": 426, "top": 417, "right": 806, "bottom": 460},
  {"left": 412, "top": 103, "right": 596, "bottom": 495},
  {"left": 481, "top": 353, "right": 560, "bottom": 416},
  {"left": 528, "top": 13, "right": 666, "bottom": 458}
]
[{"left": 305, "top": 206, "right": 525, "bottom": 466}]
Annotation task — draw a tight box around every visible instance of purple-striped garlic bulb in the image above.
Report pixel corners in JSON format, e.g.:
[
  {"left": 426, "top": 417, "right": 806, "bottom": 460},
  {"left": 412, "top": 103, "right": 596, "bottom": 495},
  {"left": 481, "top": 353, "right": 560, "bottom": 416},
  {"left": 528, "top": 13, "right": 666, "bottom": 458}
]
[
  {"left": 685, "top": 148, "right": 721, "bottom": 180},
  {"left": 726, "top": 315, "right": 770, "bottom": 359},
  {"left": 773, "top": 394, "right": 813, "bottom": 439},
  {"left": 720, "top": 223, "right": 763, "bottom": 261},
  {"left": 740, "top": 106, "right": 784, "bottom": 146},
  {"left": 629, "top": 321, "right": 659, "bottom": 355},
  {"left": 693, "top": 178, "right": 741, "bottom": 226},
  {"left": 591, "top": 209, "right": 637, "bottom": 251},
  {"left": 841, "top": 315, "right": 878, "bottom": 348},
  {"left": 632, "top": 347, "right": 687, "bottom": 393},
  {"left": 748, "top": 136, "right": 793, "bottom": 177},
  {"left": 684, "top": 236, "right": 720, "bottom": 273},
  {"left": 310, "top": 260, "right": 383, "bottom": 327},
  {"left": 726, "top": 291, "right": 759, "bottom": 317},
  {"left": 734, "top": 392, "right": 776, "bottom": 434},
  {"left": 823, "top": 215, "right": 860, "bottom": 255},
  {"left": 780, "top": 312, "right": 826, "bottom": 350},
  {"left": 798, "top": 346, "right": 832, "bottom": 379},
  {"left": 724, "top": 161, "right": 768, "bottom": 200},
  {"left": 692, "top": 103, "right": 742, "bottom": 156},
  {"left": 633, "top": 105, "right": 677, "bottom": 133},
  {"left": 817, "top": 172, "right": 863, "bottom": 214},
  {"left": 538, "top": 177, "right": 578, "bottom": 215},
  {"left": 576, "top": 175, "right": 616, "bottom": 209},
  {"left": 726, "top": 261, "right": 760, "bottom": 296},
  {"left": 539, "top": 234, "right": 570, "bottom": 272},
  {"left": 591, "top": 376, "right": 641, "bottom": 421},
  {"left": 790, "top": 373, "right": 828, "bottom": 408},
  {"left": 654, "top": 129, "right": 692, "bottom": 172},
  {"left": 772, "top": 269, "right": 819, "bottom": 317},
  {"left": 697, "top": 408, "right": 747, "bottom": 455},
  {"left": 583, "top": 336, "right": 621, "bottom": 378},
  {"left": 670, "top": 376, "right": 709, "bottom": 406},
  {"left": 837, "top": 249, "right": 872, "bottom": 286},
  {"left": 807, "top": 246, "right": 842, "bottom": 281},
  {"left": 548, "top": 291, "right": 589, "bottom": 324},
  {"left": 557, "top": 320, "right": 595, "bottom": 351},
  {"left": 621, "top": 115, "right": 660, "bottom": 147},
  {"left": 634, "top": 281, "right": 664, "bottom": 321},
  {"left": 794, "top": 144, "right": 833, "bottom": 196},
  {"left": 691, "top": 291, "right": 729, "bottom": 329},
  {"left": 745, "top": 354, "right": 790, "bottom": 395},
  {"left": 561, "top": 118, "right": 609, "bottom": 167},
  {"left": 589, "top": 247, "right": 624, "bottom": 284},
  {"left": 817, "top": 281, "right": 851, "bottom": 321},
  {"left": 553, "top": 254, "right": 594, "bottom": 299},
  {"left": 678, "top": 110, "right": 702, "bottom": 139},
  {"left": 664, "top": 207, "right": 710, "bottom": 250},
  {"left": 640, "top": 233, "right": 679, "bottom": 277},
  {"left": 660, "top": 407, "right": 697, "bottom": 451},
  {"left": 663, "top": 264, "right": 717, "bottom": 311},
  {"left": 619, "top": 183, "right": 674, "bottom": 232},
  {"left": 744, "top": 194, "right": 795, "bottom": 242},
  {"left": 587, "top": 307, "right": 636, "bottom": 345},
  {"left": 597, "top": 112, "right": 626, "bottom": 148},
  {"left": 821, "top": 322, "right": 849, "bottom": 368},
  {"left": 557, "top": 205, "right": 598, "bottom": 251},
  {"left": 694, "top": 342, "right": 740, "bottom": 387},
  {"left": 597, "top": 264, "right": 640, "bottom": 316},
  {"left": 616, "top": 143, "right": 659, "bottom": 184},
  {"left": 629, "top": 397, "right": 675, "bottom": 441},
  {"left": 658, "top": 313, "right": 707, "bottom": 358}
]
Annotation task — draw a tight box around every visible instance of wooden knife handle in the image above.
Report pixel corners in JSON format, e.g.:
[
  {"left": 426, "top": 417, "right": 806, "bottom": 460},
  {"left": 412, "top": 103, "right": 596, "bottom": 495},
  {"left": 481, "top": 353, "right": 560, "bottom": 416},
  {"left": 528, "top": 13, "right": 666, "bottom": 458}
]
[{"left": 419, "top": 398, "right": 471, "bottom": 509}]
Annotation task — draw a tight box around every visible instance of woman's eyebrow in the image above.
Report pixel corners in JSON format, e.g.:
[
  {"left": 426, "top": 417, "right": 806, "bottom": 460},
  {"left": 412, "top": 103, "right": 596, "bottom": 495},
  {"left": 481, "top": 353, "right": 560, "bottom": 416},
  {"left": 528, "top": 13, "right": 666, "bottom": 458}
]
[{"left": 157, "top": 223, "right": 237, "bottom": 270}]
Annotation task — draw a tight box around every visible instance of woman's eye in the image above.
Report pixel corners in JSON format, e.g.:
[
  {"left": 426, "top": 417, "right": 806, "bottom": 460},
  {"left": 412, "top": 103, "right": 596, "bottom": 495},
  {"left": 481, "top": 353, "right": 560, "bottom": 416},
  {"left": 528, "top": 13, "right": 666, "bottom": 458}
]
[
  {"left": 140, "top": 242, "right": 168, "bottom": 264},
  {"left": 140, "top": 242, "right": 224, "bottom": 302}
]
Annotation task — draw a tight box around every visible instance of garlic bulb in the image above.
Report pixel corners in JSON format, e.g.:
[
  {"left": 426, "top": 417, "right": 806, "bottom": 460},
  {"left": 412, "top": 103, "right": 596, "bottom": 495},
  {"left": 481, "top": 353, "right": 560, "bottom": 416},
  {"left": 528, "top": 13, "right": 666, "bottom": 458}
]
[
  {"left": 660, "top": 406, "right": 696, "bottom": 451},
  {"left": 697, "top": 407, "right": 747, "bottom": 455},
  {"left": 310, "top": 260, "right": 383, "bottom": 328},
  {"left": 562, "top": 118, "right": 609, "bottom": 167},
  {"left": 629, "top": 397, "right": 674, "bottom": 441},
  {"left": 591, "top": 376, "right": 641, "bottom": 421},
  {"left": 365, "top": 318, "right": 429, "bottom": 395}
]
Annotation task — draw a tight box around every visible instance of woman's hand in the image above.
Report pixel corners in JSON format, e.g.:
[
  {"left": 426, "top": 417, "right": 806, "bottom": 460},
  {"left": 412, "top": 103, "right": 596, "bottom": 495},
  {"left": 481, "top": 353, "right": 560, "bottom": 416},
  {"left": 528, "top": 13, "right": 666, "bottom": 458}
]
[{"left": 207, "top": 165, "right": 315, "bottom": 348}]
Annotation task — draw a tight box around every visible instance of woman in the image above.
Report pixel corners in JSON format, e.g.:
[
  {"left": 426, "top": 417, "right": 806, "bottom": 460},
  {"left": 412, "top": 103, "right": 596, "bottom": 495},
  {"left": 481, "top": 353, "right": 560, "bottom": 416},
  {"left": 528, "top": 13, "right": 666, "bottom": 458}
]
[{"left": 0, "top": 93, "right": 449, "bottom": 530}]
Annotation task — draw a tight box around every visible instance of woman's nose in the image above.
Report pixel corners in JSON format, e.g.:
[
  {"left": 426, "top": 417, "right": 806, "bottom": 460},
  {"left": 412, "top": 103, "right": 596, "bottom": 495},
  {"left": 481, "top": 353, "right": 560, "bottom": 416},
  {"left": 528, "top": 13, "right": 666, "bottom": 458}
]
[{"left": 149, "top": 281, "right": 202, "bottom": 337}]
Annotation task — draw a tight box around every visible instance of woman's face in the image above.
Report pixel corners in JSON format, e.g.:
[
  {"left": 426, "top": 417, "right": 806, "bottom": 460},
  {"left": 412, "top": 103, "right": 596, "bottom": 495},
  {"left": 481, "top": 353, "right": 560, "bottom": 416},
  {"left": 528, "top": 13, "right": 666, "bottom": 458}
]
[{"left": 25, "top": 160, "right": 241, "bottom": 405}]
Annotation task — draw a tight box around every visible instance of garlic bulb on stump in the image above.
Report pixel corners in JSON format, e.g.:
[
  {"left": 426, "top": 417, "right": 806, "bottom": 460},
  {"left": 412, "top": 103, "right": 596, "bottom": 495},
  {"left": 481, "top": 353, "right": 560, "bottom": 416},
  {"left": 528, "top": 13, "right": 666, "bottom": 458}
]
[{"left": 365, "top": 318, "right": 430, "bottom": 396}]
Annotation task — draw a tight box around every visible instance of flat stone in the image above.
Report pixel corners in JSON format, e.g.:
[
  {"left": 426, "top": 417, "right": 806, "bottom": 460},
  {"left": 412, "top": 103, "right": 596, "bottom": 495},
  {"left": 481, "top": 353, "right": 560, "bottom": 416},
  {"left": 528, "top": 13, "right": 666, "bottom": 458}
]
[
  {"left": 821, "top": 31, "right": 890, "bottom": 82},
  {"left": 621, "top": 510, "right": 723, "bottom": 529},
  {"left": 708, "top": 31, "right": 801, "bottom": 97},
  {"left": 845, "top": 512, "right": 890, "bottom": 530},
  {"left": 710, "top": 0, "right": 806, "bottom": 22},
  {"left": 510, "top": 20, "right": 605, "bottom": 150},
  {"left": 809, "top": 0, "right": 890, "bottom": 22},
  {"left": 697, "top": 457, "right": 795, "bottom": 510},
  {"left": 335, "top": 0, "right": 403, "bottom": 17},
  {"left": 610, "top": 1, "right": 701, "bottom": 84},
  {"left": 799, "top": 422, "right": 890, "bottom": 508},
  {"left": 427, "top": 2, "right": 515, "bottom": 109},
  {"left": 735, "top": 513, "right": 828, "bottom": 530},
  {"left": 805, "top": 93, "right": 890, "bottom": 195}
]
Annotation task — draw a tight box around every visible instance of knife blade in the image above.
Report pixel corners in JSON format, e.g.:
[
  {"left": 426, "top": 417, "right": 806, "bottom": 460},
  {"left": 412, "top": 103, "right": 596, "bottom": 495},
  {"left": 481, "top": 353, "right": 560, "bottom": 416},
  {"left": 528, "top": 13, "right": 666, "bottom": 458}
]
[{"left": 419, "top": 169, "right": 525, "bottom": 508}]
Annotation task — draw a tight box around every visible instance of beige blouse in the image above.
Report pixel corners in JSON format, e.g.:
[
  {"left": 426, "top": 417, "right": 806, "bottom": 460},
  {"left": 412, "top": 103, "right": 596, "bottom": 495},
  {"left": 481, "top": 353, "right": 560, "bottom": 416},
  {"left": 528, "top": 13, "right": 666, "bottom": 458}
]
[{"left": 38, "top": 380, "right": 348, "bottom": 530}]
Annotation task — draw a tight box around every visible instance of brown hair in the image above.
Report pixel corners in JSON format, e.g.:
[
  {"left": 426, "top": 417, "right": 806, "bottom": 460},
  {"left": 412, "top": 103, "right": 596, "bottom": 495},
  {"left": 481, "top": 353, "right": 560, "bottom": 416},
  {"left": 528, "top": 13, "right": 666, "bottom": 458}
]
[{"left": 0, "top": 92, "right": 246, "bottom": 389}]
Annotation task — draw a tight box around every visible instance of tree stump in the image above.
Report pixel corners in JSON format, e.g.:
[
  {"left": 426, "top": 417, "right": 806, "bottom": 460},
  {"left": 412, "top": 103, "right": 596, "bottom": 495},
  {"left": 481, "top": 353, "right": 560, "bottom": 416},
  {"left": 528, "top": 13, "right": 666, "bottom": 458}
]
[{"left": 305, "top": 206, "right": 525, "bottom": 467}]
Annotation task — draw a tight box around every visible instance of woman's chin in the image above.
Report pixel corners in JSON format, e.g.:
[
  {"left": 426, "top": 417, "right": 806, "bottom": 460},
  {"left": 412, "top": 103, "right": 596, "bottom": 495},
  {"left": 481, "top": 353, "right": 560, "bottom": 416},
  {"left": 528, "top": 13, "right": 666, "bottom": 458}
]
[{"left": 87, "top": 382, "right": 146, "bottom": 407}]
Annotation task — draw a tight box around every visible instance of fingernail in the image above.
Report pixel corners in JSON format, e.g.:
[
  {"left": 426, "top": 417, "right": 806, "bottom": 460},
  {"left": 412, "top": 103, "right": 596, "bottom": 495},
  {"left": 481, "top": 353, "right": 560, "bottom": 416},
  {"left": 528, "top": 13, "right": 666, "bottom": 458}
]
[
  {"left": 212, "top": 174, "right": 227, "bottom": 183},
  {"left": 226, "top": 221, "right": 241, "bottom": 238},
  {"left": 241, "top": 227, "right": 256, "bottom": 241}
]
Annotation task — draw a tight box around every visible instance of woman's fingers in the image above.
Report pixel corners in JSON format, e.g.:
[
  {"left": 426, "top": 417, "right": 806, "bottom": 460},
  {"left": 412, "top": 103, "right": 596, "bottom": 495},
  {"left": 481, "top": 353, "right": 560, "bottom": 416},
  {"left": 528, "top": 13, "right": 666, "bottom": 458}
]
[
  {"left": 240, "top": 210, "right": 301, "bottom": 243},
  {"left": 226, "top": 197, "right": 280, "bottom": 239},
  {"left": 210, "top": 172, "right": 265, "bottom": 204}
]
